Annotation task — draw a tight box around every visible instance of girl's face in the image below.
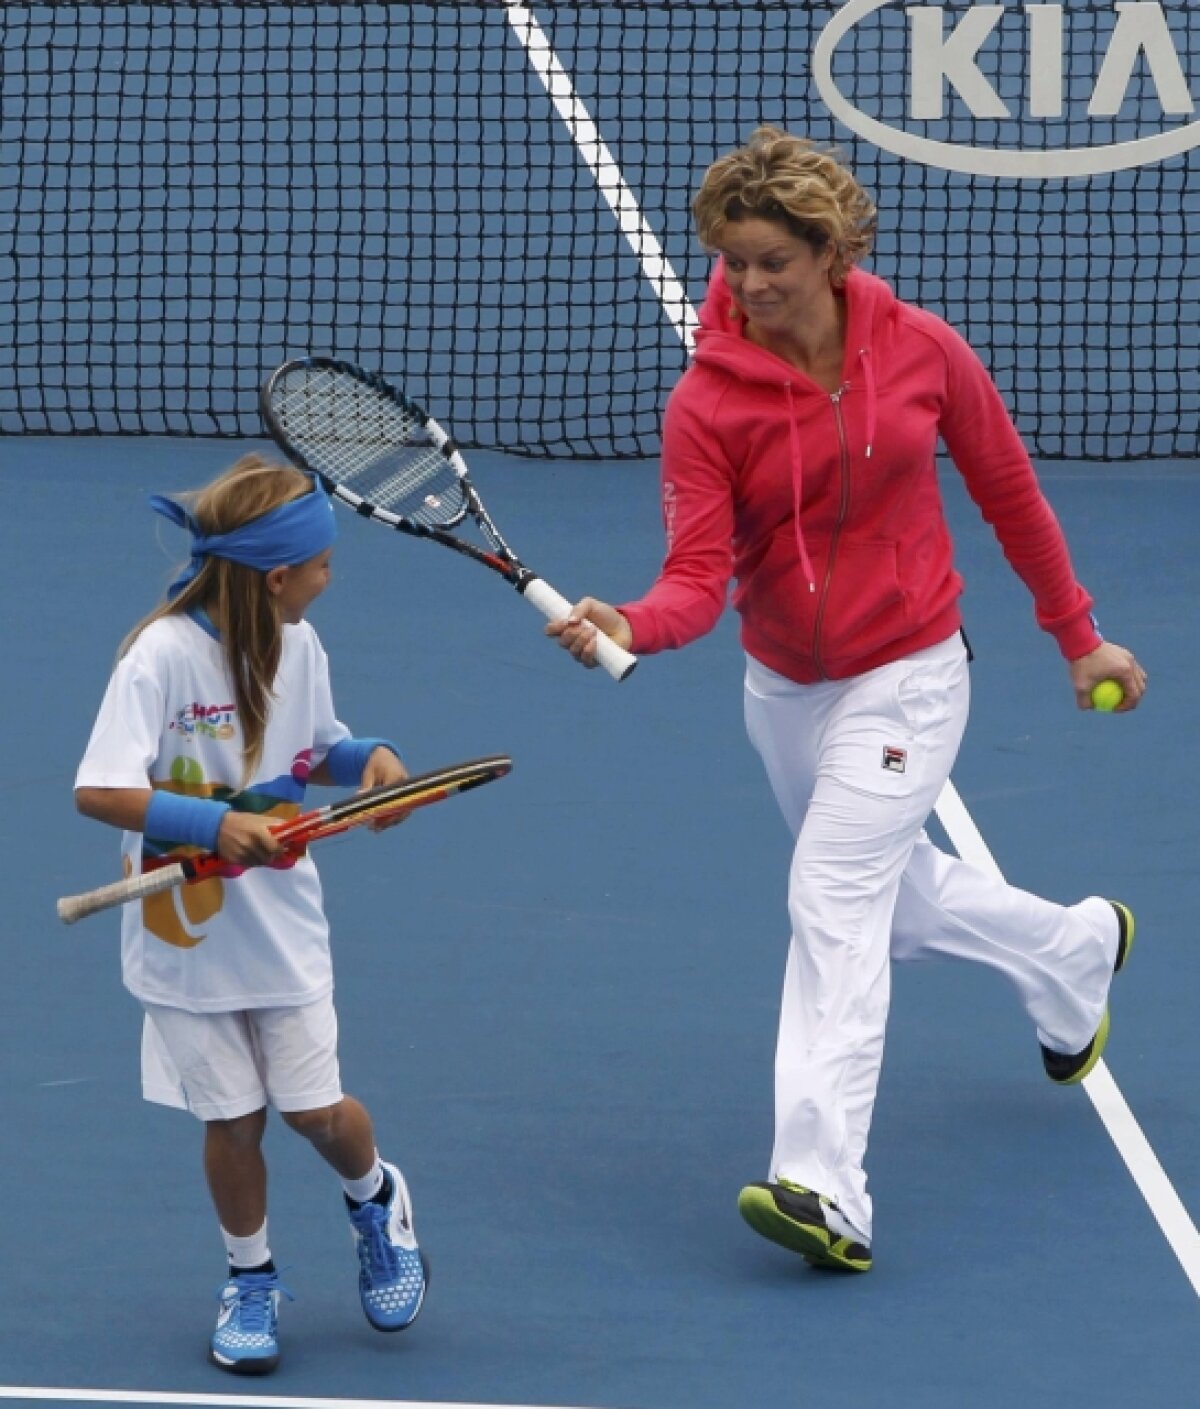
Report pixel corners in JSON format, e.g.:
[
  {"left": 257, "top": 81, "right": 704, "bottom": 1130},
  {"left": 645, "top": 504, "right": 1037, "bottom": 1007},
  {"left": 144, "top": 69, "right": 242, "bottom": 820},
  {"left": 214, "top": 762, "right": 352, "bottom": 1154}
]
[
  {"left": 718, "top": 217, "right": 836, "bottom": 336},
  {"left": 269, "top": 548, "right": 333, "bottom": 625}
]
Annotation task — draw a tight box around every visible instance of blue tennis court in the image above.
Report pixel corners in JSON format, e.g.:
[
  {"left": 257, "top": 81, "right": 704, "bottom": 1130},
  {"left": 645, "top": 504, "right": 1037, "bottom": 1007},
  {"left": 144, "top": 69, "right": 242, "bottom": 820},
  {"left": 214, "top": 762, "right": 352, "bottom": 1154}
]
[
  {"left": 3, "top": 436, "right": 1198, "bottom": 1409},
  {"left": 3, "top": 3, "right": 1199, "bottom": 1407}
]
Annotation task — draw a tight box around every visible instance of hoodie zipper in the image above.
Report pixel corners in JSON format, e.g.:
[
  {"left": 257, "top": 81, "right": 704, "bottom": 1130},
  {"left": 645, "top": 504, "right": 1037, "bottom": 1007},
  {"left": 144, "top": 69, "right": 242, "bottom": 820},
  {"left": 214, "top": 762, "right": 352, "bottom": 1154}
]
[{"left": 811, "top": 384, "right": 852, "bottom": 679}]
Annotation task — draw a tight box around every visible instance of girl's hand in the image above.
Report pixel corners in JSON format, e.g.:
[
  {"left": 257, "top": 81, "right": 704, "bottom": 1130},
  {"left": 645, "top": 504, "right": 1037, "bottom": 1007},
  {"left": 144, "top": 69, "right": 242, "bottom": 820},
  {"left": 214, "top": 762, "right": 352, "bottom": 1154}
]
[
  {"left": 1068, "top": 642, "right": 1147, "bottom": 713},
  {"left": 544, "top": 597, "right": 634, "bottom": 669},
  {"left": 361, "top": 747, "right": 410, "bottom": 830},
  {"left": 361, "top": 746, "right": 408, "bottom": 790},
  {"left": 217, "top": 812, "right": 287, "bottom": 866}
]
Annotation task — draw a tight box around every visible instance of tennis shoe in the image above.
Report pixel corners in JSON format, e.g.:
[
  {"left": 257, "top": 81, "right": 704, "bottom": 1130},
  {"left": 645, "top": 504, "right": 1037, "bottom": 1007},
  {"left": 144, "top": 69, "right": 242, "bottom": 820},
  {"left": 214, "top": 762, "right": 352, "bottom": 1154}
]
[
  {"left": 209, "top": 1269, "right": 291, "bottom": 1375},
  {"left": 1041, "top": 900, "right": 1135, "bottom": 1085},
  {"left": 737, "top": 1179, "right": 872, "bottom": 1273},
  {"left": 347, "top": 1161, "right": 428, "bottom": 1331}
]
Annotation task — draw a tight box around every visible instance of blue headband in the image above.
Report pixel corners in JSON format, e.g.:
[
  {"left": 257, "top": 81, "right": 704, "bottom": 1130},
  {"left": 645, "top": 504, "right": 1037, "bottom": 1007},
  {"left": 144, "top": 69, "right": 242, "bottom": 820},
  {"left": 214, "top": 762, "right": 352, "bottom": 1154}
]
[{"left": 150, "top": 479, "right": 338, "bottom": 598}]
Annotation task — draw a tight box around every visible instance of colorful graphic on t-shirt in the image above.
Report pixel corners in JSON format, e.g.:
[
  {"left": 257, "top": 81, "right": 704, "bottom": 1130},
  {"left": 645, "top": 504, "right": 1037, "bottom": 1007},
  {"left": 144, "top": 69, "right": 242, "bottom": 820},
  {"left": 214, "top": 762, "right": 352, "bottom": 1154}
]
[
  {"left": 291, "top": 748, "right": 314, "bottom": 785},
  {"left": 141, "top": 757, "right": 308, "bottom": 948},
  {"left": 168, "top": 699, "right": 238, "bottom": 742}
]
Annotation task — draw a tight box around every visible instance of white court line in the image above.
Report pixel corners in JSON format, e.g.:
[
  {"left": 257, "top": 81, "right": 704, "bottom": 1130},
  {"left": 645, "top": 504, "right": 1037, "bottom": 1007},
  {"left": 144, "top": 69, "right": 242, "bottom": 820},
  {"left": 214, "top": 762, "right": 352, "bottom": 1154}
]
[
  {"left": 935, "top": 781, "right": 1200, "bottom": 1296},
  {"left": 0, "top": 1391, "right": 591, "bottom": 1408},
  {"left": 506, "top": 0, "right": 1200, "bottom": 1301},
  {"left": 504, "top": 4, "right": 699, "bottom": 351}
]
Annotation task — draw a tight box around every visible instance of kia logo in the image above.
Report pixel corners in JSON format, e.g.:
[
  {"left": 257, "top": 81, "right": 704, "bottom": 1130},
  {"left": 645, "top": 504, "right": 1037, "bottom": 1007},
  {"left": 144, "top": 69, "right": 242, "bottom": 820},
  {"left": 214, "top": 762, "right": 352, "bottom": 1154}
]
[{"left": 813, "top": 1, "right": 1200, "bottom": 177}]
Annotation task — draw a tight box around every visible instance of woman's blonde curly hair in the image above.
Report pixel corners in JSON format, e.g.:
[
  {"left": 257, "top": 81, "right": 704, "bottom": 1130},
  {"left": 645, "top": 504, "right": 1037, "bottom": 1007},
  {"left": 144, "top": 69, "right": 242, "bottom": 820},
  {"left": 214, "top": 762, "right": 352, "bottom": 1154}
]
[{"left": 692, "top": 126, "right": 877, "bottom": 286}]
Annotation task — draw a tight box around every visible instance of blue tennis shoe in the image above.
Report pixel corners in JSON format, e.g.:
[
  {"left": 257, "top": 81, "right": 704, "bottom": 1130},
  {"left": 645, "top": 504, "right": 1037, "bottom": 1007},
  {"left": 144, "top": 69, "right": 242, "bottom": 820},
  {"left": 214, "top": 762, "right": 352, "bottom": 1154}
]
[
  {"left": 347, "top": 1161, "right": 428, "bottom": 1331},
  {"left": 209, "top": 1269, "right": 291, "bottom": 1375}
]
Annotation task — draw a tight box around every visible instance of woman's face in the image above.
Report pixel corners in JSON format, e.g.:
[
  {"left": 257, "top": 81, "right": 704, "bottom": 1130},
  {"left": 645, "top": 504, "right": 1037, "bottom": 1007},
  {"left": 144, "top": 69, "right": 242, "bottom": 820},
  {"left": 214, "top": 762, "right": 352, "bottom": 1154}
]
[{"left": 717, "top": 217, "right": 836, "bottom": 336}]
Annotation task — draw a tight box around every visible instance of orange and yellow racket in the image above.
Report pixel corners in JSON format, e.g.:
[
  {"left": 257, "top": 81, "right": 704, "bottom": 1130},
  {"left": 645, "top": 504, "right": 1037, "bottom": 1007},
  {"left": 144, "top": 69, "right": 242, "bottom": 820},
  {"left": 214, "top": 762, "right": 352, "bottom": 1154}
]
[{"left": 57, "top": 755, "right": 512, "bottom": 925}]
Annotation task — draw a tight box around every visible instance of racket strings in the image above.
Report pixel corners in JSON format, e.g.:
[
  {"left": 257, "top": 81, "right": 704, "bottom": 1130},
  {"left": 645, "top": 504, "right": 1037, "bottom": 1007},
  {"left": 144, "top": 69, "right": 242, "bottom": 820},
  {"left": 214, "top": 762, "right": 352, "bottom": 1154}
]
[
  {"left": 272, "top": 367, "right": 468, "bottom": 529},
  {"left": 368, "top": 453, "right": 465, "bottom": 527}
]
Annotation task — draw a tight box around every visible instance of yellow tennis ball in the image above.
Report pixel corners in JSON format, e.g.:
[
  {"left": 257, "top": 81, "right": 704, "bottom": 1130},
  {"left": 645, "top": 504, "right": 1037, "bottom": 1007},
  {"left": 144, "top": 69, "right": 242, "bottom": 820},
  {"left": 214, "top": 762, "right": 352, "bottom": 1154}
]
[{"left": 1091, "top": 680, "right": 1124, "bottom": 713}]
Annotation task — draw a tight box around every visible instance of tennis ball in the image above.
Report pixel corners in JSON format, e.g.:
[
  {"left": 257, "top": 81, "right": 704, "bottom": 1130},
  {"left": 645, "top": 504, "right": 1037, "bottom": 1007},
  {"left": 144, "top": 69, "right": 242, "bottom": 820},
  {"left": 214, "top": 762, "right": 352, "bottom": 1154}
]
[{"left": 1091, "top": 680, "right": 1124, "bottom": 713}]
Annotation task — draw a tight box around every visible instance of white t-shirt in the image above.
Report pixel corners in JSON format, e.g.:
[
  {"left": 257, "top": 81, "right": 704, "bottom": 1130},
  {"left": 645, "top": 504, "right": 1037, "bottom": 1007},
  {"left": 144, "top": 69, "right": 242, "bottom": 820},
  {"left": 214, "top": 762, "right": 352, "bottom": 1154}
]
[{"left": 76, "top": 613, "right": 351, "bottom": 1013}]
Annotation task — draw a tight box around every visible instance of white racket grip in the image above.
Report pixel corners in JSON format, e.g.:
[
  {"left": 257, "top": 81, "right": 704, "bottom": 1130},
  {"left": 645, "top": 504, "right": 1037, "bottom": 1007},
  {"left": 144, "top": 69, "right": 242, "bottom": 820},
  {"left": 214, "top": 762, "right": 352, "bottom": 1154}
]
[
  {"left": 521, "top": 576, "right": 638, "bottom": 682},
  {"left": 57, "top": 861, "right": 187, "bottom": 925}
]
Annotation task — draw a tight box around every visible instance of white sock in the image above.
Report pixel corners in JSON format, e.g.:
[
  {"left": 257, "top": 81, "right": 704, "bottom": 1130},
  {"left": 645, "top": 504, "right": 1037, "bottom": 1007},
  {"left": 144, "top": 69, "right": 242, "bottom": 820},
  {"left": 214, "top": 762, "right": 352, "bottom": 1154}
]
[
  {"left": 221, "top": 1221, "right": 271, "bottom": 1271},
  {"left": 341, "top": 1154, "right": 384, "bottom": 1205},
  {"left": 823, "top": 1201, "right": 866, "bottom": 1246},
  {"left": 778, "top": 1177, "right": 868, "bottom": 1246}
]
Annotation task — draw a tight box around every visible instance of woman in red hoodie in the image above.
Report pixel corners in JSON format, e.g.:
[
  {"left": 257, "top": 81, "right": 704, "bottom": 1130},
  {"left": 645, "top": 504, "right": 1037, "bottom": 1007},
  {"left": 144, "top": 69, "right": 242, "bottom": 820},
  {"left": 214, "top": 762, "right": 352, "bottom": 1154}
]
[{"left": 548, "top": 127, "right": 1145, "bottom": 1274}]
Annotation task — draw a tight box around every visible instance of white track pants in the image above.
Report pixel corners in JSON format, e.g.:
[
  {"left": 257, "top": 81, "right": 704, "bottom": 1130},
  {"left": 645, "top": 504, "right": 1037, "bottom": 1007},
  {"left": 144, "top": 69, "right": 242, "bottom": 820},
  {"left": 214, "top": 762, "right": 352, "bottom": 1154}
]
[{"left": 743, "top": 634, "right": 1118, "bottom": 1244}]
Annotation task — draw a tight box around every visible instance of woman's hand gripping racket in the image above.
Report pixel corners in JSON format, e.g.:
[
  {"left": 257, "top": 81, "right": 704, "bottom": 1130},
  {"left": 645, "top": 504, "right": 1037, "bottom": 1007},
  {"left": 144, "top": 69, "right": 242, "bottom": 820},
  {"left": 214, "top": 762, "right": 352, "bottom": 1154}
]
[
  {"left": 260, "top": 357, "right": 638, "bottom": 683},
  {"left": 57, "top": 755, "right": 512, "bottom": 925}
]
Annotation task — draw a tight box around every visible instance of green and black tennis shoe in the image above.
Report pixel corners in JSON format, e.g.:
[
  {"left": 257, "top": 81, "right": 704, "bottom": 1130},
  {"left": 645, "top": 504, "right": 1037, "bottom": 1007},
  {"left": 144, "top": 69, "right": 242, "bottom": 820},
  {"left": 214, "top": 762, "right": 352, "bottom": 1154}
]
[
  {"left": 737, "top": 1180, "right": 872, "bottom": 1273},
  {"left": 1041, "top": 900, "right": 1135, "bottom": 1085}
]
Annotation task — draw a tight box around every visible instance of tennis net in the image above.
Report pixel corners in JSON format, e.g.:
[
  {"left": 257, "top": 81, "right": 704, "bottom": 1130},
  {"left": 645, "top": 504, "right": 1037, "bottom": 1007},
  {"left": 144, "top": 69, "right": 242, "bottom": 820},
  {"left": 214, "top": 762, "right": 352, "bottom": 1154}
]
[{"left": 2, "top": 1, "right": 1197, "bottom": 459}]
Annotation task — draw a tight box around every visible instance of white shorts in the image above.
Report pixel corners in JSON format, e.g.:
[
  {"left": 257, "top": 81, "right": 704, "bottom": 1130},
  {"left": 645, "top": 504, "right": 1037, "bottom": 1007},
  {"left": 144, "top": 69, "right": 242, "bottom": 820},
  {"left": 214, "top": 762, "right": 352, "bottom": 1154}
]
[{"left": 141, "top": 995, "right": 344, "bottom": 1121}]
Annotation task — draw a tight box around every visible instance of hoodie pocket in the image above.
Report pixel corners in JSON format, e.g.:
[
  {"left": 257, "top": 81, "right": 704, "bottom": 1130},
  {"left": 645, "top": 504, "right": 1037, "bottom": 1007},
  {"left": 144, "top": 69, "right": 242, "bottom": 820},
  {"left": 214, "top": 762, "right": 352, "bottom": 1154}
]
[
  {"left": 818, "top": 538, "right": 908, "bottom": 660},
  {"left": 732, "top": 521, "right": 821, "bottom": 647}
]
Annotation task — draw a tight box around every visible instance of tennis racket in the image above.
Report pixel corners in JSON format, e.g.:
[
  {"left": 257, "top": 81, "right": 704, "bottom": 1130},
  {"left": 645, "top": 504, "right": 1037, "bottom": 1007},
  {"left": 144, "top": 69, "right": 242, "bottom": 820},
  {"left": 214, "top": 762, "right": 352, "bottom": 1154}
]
[
  {"left": 57, "top": 755, "right": 512, "bottom": 925},
  {"left": 260, "top": 357, "right": 638, "bottom": 683}
]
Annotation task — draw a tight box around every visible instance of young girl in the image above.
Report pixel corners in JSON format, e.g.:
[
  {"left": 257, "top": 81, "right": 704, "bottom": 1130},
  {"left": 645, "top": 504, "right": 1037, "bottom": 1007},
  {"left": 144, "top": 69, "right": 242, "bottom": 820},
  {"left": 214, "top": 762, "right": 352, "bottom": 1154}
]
[{"left": 74, "top": 455, "right": 428, "bottom": 1374}]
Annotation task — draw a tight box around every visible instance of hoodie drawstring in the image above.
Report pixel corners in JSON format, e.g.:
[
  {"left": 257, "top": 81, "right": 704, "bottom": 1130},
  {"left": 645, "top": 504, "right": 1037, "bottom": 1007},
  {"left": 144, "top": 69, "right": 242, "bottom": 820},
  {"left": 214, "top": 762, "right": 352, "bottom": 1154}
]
[
  {"left": 858, "top": 346, "right": 876, "bottom": 460},
  {"left": 784, "top": 383, "right": 817, "bottom": 592}
]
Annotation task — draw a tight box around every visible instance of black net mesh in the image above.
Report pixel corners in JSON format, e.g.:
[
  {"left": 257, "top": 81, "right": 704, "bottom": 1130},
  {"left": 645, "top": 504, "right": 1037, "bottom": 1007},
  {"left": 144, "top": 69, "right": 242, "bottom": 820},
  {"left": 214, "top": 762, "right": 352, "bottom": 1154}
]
[{"left": 2, "top": 1, "right": 1197, "bottom": 459}]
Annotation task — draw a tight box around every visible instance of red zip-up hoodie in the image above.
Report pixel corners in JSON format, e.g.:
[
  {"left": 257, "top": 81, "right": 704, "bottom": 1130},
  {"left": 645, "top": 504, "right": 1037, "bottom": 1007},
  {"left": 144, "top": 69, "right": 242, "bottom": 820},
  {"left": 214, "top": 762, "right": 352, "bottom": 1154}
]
[{"left": 620, "top": 264, "right": 1100, "bottom": 682}]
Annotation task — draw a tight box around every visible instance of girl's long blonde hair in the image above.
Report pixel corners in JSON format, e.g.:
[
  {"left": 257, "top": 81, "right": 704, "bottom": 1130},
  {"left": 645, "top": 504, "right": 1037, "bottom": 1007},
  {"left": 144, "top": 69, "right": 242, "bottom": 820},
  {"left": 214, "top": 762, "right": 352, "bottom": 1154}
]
[{"left": 123, "top": 454, "right": 316, "bottom": 788}]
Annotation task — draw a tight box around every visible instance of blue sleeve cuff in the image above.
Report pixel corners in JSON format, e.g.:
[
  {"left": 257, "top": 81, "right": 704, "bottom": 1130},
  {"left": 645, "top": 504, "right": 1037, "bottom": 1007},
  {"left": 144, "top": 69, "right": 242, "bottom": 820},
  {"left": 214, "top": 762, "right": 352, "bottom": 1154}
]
[
  {"left": 323, "top": 738, "right": 401, "bottom": 789},
  {"left": 144, "top": 790, "right": 230, "bottom": 853}
]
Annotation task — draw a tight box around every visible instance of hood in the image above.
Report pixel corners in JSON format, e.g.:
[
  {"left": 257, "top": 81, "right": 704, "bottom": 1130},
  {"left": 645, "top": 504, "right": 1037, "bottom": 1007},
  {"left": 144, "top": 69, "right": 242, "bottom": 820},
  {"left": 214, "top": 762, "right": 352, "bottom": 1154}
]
[{"left": 693, "top": 259, "right": 896, "bottom": 390}]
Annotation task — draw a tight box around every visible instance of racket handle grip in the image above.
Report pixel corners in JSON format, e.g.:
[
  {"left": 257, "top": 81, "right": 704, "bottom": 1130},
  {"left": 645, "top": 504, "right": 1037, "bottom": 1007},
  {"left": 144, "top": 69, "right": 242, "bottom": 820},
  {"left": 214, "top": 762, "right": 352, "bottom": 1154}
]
[
  {"left": 57, "top": 861, "right": 187, "bottom": 925},
  {"left": 521, "top": 577, "right": 638, "bottom": 682}
]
